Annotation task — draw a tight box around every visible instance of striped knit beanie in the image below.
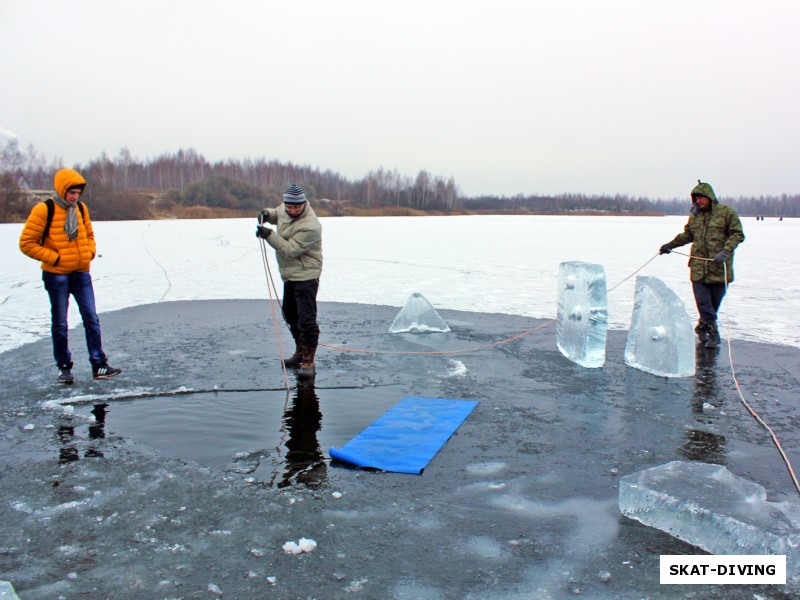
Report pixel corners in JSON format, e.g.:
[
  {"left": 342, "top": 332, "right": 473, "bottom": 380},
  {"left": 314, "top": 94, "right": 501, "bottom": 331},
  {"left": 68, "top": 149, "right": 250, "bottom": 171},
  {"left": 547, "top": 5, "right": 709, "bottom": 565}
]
[{"left": 283, "top": 184, "right": 306, "bottom": 204}]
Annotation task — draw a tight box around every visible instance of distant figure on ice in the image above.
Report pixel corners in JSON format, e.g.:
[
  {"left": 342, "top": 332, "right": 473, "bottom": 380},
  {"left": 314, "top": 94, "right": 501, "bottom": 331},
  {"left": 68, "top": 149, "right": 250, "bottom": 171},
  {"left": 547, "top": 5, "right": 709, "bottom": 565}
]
[
  {"left": 658, "top": 180, "right": 745, "bottom": 349},
  {"left": 256, "top": 184, "right": 323, "bottom": 379},
  {"left": 19, "top": 169, "right": 122, "bottom": 383}
]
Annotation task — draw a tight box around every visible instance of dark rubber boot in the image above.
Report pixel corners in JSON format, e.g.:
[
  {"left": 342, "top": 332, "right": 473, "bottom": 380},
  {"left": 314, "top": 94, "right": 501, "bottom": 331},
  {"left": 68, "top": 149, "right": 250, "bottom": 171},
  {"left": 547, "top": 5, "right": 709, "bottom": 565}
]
[
  {"left": 283, "top": 344, "right": 303, "bottom": 369},
  {"left": 694, "top": 321, "right": 709, "bottom": 344},
  {"left": 704, "top": 322, "right": 721, "bottom": 349},
  {"left": 298, "top": 345, "right": 317, "bottom": 380}
]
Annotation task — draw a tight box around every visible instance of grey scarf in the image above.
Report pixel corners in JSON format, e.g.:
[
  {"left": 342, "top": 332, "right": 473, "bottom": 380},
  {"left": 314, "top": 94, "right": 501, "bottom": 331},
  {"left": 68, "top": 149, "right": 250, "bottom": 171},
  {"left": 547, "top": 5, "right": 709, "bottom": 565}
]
[{"left": 53, "top": 195, "right": 79, "bottom": 241}]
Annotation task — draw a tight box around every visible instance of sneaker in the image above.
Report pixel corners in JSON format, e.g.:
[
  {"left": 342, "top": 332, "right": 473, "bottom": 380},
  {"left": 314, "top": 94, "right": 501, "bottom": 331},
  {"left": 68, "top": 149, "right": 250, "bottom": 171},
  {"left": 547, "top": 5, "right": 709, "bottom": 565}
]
[
  {"left": 58, "top": 367, "right": 75, "bottom": 384},
  {"left": 93, "top": 363, "right": 122, "bottom": 380}
]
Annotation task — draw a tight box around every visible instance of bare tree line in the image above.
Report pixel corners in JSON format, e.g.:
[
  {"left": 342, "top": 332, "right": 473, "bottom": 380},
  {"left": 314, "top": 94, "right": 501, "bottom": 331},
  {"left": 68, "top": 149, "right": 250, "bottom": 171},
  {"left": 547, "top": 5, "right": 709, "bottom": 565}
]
[{"left": 1, "top": 140, "right": 798, "bottom": 219}]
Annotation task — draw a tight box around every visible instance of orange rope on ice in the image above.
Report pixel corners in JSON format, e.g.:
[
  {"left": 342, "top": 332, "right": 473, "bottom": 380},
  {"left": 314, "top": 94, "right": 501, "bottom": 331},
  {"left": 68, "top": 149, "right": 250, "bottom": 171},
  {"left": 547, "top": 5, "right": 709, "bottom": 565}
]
[{"left": 319, "top": 319, "right": 557, "bottom": 356}]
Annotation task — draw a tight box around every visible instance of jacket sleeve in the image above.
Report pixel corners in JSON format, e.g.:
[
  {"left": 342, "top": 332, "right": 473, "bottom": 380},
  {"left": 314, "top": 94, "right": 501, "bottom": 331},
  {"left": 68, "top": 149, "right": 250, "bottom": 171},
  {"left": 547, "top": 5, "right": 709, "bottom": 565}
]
[
  {"left": 723, "top": 208, "right": 745, "bottom": 252},
  {"left": 19, "top": 203, "right": 60, "bottom": 266},
  {"left": 266, "top": 223, "right": 320, "bottom": 258},
  {"left": 83, "top": 204, "right": 97, "bottom": 259}
]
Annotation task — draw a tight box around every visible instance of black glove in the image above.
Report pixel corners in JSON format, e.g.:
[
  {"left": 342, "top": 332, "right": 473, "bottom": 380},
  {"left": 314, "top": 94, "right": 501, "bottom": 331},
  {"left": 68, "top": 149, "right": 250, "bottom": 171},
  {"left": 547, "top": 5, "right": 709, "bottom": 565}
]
[
  {"left": 659, "top": 243, "right": 674, "bottom": 255},
  {"left": 713, "top": 250, "right": 731, "bottom": 263},
  {"left": 256, "top": 224, "right": 273, "bottom": 239},
  {"left": 258, "top": 209, "right": 269, "bottom": 224}
]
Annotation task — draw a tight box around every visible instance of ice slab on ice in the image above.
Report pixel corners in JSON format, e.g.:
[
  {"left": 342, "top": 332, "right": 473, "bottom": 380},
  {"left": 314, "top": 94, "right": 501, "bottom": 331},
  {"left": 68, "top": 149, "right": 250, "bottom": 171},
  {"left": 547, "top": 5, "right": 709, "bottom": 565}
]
[
  {"left": 0, "top": 581, "right": 21, "bottom": 600},
  {"left": 624, "top": 276, "right": 694, "bottom": 377},
  {"left": 389, "top": 292, "right": 451, "bottom": 333},
  {"left": 619, "top": 461, "right": 800, "bottom": 579},
  {"left": 556, "top": 261, "right": 608, "bottom": 368}
]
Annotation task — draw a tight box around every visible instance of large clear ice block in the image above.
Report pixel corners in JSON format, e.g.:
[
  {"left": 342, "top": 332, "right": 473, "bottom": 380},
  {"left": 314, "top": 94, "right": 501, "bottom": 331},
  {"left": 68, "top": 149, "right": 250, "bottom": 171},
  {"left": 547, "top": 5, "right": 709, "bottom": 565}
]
[
  {"left": 619, "top": 461, "right": 800, "bottom": 580},
  {"left": 624, "top": 276, "right": 694, "bottom": 377},
  {"left": 389, "top": 293, "right": 451, "bottom": 333},
  {"left": 556, "top": 261, "right": 608, "bottom": 368}
]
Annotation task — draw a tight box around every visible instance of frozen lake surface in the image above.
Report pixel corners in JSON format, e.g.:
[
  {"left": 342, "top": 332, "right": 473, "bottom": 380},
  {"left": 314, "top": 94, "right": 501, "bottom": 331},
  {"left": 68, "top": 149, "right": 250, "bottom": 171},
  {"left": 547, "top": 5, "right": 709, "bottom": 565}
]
[
  {"left": 1, "top": 214, "right": 799, "bottom": 598},
  {"left": 2, "top": 214, "right": 798, "bottom": 354}
]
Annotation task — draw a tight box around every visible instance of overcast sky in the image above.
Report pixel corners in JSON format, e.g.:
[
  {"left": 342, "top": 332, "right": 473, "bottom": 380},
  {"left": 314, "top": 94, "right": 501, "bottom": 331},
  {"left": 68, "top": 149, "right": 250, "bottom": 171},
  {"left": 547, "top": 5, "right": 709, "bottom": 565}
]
[{"left": 2, "top": 1, "right": 799, "bottom": 199}]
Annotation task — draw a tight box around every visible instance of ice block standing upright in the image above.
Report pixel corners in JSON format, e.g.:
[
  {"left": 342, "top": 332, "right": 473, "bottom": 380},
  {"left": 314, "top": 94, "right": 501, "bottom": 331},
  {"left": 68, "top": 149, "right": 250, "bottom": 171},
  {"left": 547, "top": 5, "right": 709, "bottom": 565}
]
[
  {"left": 556, "top": 261, "right": 608, "bottom": 368},
  {"left": 624, "top": 276, "right": 695, "bottom": 378},
  {"left": 389, "top": 292, "right": 451, "bottom": 333}
]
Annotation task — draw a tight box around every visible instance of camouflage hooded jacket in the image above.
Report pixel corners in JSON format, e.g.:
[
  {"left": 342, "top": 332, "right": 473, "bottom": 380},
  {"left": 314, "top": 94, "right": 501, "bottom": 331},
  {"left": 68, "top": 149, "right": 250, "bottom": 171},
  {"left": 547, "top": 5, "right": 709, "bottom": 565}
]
[{"left": 668, "top": 181, "right": 744, "bottom": 284}]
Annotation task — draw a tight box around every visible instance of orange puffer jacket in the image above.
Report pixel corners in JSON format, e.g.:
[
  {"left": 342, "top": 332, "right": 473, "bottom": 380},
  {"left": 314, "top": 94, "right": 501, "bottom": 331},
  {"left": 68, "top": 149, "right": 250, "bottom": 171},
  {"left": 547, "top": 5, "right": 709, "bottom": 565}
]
[{"left": 19, "top": 169, "right": 97, "bottom": 274}]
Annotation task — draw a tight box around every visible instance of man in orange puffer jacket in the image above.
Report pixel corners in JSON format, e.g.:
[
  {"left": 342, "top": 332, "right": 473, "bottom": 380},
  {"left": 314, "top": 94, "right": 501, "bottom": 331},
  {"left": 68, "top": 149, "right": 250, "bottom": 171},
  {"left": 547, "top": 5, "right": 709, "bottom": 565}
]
[{"left": 19, "top": 168, "right": 122, "bottom": 383}]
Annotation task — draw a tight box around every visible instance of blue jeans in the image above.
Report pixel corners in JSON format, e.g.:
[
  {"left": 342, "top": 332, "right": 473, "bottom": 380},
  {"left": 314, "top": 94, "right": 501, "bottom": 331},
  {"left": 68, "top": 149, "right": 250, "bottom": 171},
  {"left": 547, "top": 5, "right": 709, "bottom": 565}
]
[{"left": 42, "top": 271, "right": 106, "bottom": 369}]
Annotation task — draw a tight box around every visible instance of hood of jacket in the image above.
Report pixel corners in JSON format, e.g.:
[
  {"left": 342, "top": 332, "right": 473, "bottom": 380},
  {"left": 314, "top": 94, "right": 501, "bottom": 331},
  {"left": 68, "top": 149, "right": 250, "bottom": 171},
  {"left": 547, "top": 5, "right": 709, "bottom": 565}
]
[
  {"left": 53, "top": 169, "right": 87, "bottom": 200},
  {"left": 691, "top": 180, "right": 718, "bottom": 205}
]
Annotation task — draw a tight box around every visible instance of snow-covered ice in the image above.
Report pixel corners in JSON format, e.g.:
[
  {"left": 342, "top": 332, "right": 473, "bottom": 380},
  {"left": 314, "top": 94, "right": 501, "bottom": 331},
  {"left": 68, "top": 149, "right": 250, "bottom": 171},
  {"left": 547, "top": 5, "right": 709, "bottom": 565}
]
[{"left": 2, "top": 215, "right": 798, "bottom": 354}]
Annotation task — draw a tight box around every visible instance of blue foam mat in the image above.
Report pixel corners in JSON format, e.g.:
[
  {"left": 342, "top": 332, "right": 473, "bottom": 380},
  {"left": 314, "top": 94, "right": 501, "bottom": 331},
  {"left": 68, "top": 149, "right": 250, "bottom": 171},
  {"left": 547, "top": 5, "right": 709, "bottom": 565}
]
[{"left": 329, "top": 396, "right": 479, "bottom": 474}]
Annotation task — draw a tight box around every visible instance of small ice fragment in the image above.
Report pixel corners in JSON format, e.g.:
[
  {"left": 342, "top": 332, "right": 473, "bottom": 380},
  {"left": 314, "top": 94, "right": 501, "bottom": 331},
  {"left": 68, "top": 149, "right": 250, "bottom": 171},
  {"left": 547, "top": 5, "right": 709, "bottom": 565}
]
[
  {"left": 267, "top": 576, "right": 277, "bottom": 584},
  {"left": 208, "top": 582, "right": 223, "bottom": 595},
  {"left": 282, "top": 541, "right": 302, "bottom": 554},
  {"left": 23, "top": 424, "right": 35, "bottom": 431},
  {"left": 332, "top": 491, "right": 343, "bottom": 499},
  {"left": 297, "top": 538, "right": 317, "bottom": 553}
]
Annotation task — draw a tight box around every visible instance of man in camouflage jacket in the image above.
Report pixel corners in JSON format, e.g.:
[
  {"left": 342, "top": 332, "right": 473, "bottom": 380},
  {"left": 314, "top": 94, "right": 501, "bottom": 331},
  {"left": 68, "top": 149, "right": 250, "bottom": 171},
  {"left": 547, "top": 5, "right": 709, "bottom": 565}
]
[{"left": 659, "top": 181, "right": 745, "bottom": 349}]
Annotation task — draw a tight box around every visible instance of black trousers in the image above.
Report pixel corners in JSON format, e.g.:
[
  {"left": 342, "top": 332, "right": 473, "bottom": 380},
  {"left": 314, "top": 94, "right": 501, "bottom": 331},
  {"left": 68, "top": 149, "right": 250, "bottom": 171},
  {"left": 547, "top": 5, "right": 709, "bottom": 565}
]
[
  {"left": 692, "top": 281, "right": 727, "bottom": 325},
  {"left": 283, "top": 279, "right": 320, "bottom": 348}
]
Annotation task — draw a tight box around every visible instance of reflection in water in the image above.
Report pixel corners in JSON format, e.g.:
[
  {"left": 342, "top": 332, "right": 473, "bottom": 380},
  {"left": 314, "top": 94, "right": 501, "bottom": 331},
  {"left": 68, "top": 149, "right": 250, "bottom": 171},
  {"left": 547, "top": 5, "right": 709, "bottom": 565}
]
[
  {"left": 86, "top": 403, "right": 108, "bottom": 458},
  {"left": 278, "top": 381, "right": 327, "bottom": 489},
  {"left": 57, "top": 424, "right": 79, "bottom": 464},
  {"left": 680, "top": 346, "right": 727, "bottom": 464},
  {"left": 57, "top": 403, "right": 108, "bottom": 463}
]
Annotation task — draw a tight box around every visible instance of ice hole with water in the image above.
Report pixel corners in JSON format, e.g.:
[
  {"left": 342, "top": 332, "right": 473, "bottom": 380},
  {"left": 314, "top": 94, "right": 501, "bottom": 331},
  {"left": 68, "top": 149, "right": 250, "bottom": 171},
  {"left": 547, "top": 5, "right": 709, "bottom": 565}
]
[
  {"left": 556, "top": 261, "right": 608, "bottom": 368},
  {"left": 389, "top": 292, "right": 451, "bottom": 333}
]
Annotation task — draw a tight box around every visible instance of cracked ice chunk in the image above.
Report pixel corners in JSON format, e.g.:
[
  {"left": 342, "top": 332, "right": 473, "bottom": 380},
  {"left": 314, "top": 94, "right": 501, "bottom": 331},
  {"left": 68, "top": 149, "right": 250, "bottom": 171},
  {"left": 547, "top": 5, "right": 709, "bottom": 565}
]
[
  {"left": 0, "top": 581, "right": 21, "bottom": 600},
  {"left": 619, "top": 461, "right": 800, "bottom": 580},
  {"left": 624, "top": 276, "right": 694, "bottom": 377},
  {"left": 389, "top": 293, "right": 450, "bottom": 333},
  {"left": 556, "top": 261, "right": 608, "bottom": 368}
]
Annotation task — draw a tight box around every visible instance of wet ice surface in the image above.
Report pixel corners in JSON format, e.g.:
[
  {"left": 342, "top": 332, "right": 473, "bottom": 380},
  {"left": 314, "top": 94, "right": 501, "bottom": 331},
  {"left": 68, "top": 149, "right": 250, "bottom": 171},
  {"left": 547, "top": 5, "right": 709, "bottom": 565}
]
[
  {"left": 624, "top": 275, "right": 695, "bottom": 378},
  {"left": 2, "top": 300, "right": 800, "bottom": 599}
]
